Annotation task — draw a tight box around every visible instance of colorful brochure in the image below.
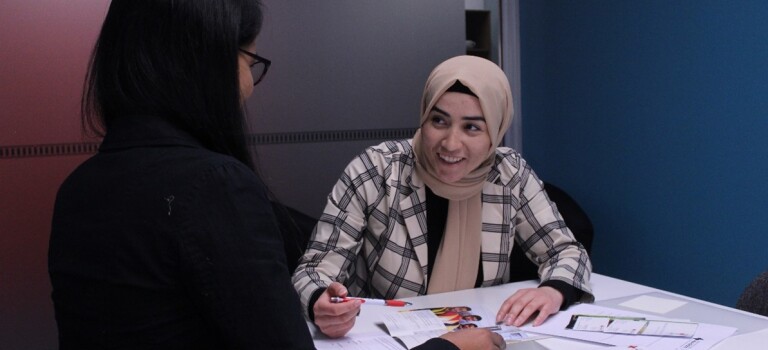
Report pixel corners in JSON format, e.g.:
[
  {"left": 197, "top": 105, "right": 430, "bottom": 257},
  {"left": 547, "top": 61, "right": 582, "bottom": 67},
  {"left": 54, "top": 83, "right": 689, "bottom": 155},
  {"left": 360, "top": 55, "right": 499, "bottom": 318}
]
[{"left": 381, "top": 305, "right": 534, "bottom": 349}]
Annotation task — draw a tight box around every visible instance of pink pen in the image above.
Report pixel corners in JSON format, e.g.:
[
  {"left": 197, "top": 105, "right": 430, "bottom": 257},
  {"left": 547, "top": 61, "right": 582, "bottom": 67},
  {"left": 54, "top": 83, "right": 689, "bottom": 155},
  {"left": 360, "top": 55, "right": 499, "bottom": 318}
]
[{"left": 329, "top": 296, "right": 412, "bottom": 307}]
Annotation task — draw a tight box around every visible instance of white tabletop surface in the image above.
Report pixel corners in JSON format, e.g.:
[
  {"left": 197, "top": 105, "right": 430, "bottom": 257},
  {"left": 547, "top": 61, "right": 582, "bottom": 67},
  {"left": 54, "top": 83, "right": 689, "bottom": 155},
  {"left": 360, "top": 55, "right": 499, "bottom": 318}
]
[{"left": 307, "top": 273, "right": 768, "bottom": 349}]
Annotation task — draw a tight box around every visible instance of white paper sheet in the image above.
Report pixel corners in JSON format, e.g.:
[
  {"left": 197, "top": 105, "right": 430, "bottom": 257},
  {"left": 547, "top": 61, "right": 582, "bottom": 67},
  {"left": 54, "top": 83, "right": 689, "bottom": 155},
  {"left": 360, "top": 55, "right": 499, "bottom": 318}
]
[
  {"left": 395, "top": 329, "right": 448, "bottom": 349},
  {"left": 710, "top": 327, "right": 768, "bottom": 350},
  {"left": 521, "top": 304, "right": 737, "bottom": 350},
  {"left": 619, "top": 295, "right": 688, "bottom": 314},
  {"left": 314, "top": 335, "right": 406, "bottom": 350},
  {"left": 381, "top": 310, "right": 447, "bottom": 337}
]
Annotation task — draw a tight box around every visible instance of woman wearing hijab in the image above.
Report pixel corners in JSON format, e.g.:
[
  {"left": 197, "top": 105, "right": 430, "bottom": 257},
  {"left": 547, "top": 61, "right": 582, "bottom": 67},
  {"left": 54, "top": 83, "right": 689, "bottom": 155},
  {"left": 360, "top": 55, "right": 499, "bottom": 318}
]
[
  {"left": 49, "top": 1, "right": 502, "bottom": 349},
  {"left": 293, "top": 55, "right": 594, "bottom": 338}
]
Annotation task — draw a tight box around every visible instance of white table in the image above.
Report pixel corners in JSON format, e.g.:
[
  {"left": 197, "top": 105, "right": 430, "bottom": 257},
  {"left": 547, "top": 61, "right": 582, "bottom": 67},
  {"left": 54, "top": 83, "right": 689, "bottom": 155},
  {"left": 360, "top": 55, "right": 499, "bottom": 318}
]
[{"left": 308, "top": 273, "right": 768, "bottom": 349}]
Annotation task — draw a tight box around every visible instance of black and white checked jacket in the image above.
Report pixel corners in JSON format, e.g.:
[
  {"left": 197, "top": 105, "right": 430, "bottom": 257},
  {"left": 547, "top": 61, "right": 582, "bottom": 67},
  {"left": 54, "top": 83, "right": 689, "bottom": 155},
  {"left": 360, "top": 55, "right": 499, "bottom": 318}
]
[{"left": 292, "top": 139, "right": 593, "bottom": 314}]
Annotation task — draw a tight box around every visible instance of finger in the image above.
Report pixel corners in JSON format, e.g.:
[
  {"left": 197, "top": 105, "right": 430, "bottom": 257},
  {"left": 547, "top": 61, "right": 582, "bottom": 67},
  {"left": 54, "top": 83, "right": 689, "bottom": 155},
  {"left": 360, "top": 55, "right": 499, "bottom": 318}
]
[
  {"left": 318, "top": 303, "right": 359, "bottom": 324},
  {"left": 317, "top": 298, "right": 362, "bottom": 317},
  {"left": 496, "top": 291, "right": 521, "bottom": 322},
  {"left": 496, "top": 290, "right": 527, "bottom": 322},
  {"left": 496, "top": 302, "right": 511, "bottom": 323},
  {"left": 314, "top": 309, "right": 355, "bottom": 334},
  {"left": 531, "top": 298, "right": 559, "bottom": 326},
  {"left": 316, "top": 283, "right": 359, "bottom": 316},
  {"left": 316, "top": 305, "right": 359, "bottom": 338},
  {"left": 320, "top": 316, "right": 356, "bottom": 337},
  {"left": 501, "top": 305, "right": 521, "bottom": 325},
  {"left": 532, "top": 307, "right": 553, "bottom": 327},
  {"left": 326, "top": 281, "right": 348, "bottom": 297},
  {"left": 491, "top": 332, "right": 506, "bottom": 350},
  {"left": 513, "top": 300, "right": 544, "bottom": 327},
  {"left": 528, "top": 288, "right": 561, "bottom": 326},
  {"left": 502, "top": 293, "right": 536, "bottom": 325}
]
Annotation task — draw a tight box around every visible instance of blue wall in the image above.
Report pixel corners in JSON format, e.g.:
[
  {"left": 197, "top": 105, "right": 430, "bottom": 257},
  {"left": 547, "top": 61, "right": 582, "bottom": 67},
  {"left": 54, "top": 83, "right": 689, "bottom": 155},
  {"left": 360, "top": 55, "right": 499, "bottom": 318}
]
[{"left": 519, "top": 1, "right": 768, "bottom": 306}]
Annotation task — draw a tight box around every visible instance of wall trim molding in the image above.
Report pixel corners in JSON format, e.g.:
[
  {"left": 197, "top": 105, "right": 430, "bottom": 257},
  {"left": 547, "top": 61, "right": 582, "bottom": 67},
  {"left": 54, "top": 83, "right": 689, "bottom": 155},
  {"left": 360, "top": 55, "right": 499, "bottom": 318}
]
[
  {"left": 245, "top": 127, "right": 417, "bottom": 146},
  {"left": 0, "top": 128, "right": 418, "bottom": 159},
  {"left": 0, "top": 142, "right": 101, "bottom": 159}
]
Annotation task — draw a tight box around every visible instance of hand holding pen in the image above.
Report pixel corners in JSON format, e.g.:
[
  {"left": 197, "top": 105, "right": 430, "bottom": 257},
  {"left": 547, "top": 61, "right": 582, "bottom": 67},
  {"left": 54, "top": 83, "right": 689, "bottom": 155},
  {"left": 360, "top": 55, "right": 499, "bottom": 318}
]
[
  {"left": 330, "top": 296, "right": 412, "bottom": 307},
  {"left": 313, "top": 282, "right": 361, "bottom": 338}
]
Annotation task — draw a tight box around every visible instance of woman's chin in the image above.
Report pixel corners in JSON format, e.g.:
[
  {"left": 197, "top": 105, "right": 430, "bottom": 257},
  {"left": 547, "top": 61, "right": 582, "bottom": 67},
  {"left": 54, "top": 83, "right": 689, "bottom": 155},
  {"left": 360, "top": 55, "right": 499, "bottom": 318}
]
[{"left": 435, "top": 172, "right": 464, "bottom": 184}]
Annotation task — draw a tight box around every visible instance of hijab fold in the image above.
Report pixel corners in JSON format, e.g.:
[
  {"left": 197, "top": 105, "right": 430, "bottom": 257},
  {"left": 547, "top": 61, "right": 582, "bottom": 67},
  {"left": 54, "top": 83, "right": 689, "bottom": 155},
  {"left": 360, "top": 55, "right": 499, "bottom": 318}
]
[{"left": 412, "top": 56, "right": 513, "bottom": 294}]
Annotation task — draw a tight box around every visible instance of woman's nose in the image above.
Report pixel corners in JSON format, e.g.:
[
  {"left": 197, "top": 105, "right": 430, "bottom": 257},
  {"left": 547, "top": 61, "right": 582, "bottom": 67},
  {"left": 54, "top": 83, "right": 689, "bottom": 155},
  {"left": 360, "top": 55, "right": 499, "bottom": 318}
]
[{"left": 441, "top": 128, "right": 461, "bottom": 150}]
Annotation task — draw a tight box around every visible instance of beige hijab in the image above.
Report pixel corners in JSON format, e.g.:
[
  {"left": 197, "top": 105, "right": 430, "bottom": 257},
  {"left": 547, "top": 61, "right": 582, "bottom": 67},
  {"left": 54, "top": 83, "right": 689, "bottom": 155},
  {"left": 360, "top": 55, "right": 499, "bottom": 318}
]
[{"left": 412, "top": 56, "right": 513, "bottom": 294}]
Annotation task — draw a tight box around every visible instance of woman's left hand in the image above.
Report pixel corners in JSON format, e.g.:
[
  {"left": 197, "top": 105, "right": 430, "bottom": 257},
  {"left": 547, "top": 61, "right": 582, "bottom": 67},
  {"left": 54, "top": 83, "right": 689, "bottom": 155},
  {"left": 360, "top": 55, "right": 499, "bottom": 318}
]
[{"left": 495, "top": 286, "right": 563, "bottom": 327}]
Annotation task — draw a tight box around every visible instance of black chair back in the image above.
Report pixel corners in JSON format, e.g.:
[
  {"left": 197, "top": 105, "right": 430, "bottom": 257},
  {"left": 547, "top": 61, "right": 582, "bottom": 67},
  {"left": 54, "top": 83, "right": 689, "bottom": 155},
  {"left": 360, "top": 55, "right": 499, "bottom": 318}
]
[
  {"left": 736, "top": 270, "right": 768, "bottom": 316},
  {"left": 271, "top": 202, "right": 317, "bottom": 275},
  {"left": 508, "top": 182, "right": 594, "bottom": 282}
]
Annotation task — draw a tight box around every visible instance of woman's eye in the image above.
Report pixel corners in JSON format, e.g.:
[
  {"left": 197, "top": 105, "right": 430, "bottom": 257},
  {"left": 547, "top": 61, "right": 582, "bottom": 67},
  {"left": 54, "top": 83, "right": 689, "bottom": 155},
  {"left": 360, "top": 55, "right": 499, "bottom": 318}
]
[
  {"left": 431, "top": 116, "right": 447, "bottom": 125},
  {"left": 466, "top": 124, "right": 482, "bottom": 132}
]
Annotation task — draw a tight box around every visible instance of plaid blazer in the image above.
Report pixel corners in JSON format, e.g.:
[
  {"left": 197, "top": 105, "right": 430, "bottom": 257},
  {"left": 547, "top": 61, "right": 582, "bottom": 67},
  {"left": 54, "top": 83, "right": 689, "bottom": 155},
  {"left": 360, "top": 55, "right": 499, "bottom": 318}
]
[{"left": 292, "top": 139, "right": 593, "bottom": 313}]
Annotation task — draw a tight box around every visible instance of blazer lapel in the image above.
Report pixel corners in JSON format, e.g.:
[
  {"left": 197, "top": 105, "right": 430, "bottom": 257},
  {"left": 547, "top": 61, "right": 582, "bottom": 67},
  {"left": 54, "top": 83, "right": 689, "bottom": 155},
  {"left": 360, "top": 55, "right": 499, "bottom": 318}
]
[
  {"left": 399, "top": 177, "right": 429, "bottom": 280},
  {"left": 480, "top": 173, "right": 512, "bottom": 285}
]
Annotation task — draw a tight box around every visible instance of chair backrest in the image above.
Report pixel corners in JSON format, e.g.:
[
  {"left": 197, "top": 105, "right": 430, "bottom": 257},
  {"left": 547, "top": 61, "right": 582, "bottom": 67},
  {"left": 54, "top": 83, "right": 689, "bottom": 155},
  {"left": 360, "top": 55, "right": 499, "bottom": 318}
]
[
  {"left": 508, "top": 181, "right": 594, "bottom": 282},
  {"left": 271, "top": 202, "right": 317, "bottom": 275},
  {"left": 736, "top": 270, "right": 768, "bottom": 316}
]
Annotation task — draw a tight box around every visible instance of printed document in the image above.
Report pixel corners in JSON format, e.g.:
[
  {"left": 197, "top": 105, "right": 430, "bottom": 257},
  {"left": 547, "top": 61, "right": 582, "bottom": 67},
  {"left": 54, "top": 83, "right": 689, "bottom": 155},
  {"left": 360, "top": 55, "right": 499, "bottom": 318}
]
[{"left": 521, "top": 304, "right": 736, "bottom": 350}]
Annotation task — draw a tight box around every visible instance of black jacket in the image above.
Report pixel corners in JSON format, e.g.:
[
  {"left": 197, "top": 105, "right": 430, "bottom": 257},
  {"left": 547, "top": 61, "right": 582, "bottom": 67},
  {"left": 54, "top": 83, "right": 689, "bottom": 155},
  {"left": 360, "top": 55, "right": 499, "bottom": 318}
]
[{"left": 48, "top": 116, "right": 314, "bottom": 349}]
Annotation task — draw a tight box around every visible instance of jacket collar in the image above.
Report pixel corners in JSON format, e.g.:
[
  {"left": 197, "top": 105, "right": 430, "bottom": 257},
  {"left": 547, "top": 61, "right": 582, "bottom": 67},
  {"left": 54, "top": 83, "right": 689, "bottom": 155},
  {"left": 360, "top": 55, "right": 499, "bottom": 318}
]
[{"left": 99, "top": 116, "right": 204, "bottom": 152}]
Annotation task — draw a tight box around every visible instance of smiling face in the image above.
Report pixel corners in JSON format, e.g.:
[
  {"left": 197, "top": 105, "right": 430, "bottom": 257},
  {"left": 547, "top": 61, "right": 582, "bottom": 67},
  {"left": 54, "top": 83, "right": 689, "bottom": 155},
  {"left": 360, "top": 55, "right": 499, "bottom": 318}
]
[{"left": 420, "top": 91, "right": 491, "bottom": 184}]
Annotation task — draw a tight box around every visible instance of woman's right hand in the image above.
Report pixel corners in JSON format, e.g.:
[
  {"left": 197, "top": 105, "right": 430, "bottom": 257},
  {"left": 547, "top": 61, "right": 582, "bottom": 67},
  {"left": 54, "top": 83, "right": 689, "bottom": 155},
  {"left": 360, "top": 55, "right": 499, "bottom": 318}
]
[
  {"left": 312, "top": 282, "right": 362, "bottom": 338},
  {"left": 439, "top": 328, "right": 506, "bottom": 350}
]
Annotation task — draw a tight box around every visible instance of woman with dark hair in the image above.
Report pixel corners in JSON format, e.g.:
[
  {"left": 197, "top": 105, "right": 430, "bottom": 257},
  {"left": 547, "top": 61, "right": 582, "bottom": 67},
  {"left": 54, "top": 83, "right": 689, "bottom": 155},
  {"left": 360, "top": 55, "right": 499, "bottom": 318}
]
[
  {"left": 48, "top": 0, "right": 311, "bottom": 348},
  {"left": 49, "top": 1, "right": 503, "bottom": 349}
]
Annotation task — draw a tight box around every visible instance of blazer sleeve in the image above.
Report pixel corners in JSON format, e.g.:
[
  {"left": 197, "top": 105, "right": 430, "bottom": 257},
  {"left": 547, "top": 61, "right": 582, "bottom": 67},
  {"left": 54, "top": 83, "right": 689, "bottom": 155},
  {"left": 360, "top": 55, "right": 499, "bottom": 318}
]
[
  {"left": 510, "top": 158, "right": 594, "bottom": 302},
  {"left": 179, "top": 161, "right": 315, "bottom": 349},
  {"left": 291, "top": 151, "right": 375, "bottom": 316}
]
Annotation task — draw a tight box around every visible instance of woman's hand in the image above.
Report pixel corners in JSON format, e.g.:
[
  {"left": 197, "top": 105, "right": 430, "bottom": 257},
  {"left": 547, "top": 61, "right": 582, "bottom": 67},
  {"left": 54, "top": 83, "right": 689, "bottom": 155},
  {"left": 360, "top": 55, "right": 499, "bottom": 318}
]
[
  {"left": 312, "top": 282, "right": 362, "bottom": 338},
  {"left": 495, "top": 287, "right": 563, "bottom": 327},
  {"left": 439, "top": 328, "right": 506, "bottom": 350}
]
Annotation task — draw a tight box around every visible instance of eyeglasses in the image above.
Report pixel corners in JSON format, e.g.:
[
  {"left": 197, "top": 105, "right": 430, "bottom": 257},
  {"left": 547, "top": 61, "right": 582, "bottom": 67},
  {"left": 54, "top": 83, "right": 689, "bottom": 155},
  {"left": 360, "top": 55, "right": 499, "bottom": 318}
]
[{"left": 239, "top": 49, "right": 271, "bottom": 86}]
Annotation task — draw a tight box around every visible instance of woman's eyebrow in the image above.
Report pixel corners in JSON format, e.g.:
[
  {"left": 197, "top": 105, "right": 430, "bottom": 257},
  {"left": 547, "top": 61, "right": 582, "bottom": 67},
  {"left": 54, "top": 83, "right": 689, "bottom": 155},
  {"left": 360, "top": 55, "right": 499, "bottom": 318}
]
[
  {"left": 431, "top": 106, "right": 485, "bottom": 122},
  {"left": 462, "top": 116, "right": 485, "bottom": 122},
  {"left": 431, "top": 106, "right": 450, "bottom": 116}
]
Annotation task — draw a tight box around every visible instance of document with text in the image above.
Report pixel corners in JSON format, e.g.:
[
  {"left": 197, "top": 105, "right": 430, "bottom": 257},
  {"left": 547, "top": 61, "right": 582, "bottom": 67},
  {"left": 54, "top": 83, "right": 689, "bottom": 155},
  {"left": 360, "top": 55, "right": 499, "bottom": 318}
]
[{"left": 521, "top": 304, "right": 736, "bottom": 350}]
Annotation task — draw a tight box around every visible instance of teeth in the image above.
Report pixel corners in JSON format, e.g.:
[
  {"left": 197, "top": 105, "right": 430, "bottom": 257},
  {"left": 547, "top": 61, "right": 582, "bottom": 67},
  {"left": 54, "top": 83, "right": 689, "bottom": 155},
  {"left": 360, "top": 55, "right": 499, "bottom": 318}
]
[{"left": 440, "top": 155, "right": 462, "bottom": 163}]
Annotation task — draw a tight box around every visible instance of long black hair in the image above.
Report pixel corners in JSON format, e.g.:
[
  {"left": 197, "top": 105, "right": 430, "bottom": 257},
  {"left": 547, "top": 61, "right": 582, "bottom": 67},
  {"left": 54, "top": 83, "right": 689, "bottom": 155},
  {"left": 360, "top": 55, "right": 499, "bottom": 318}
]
[{"left": 82, "top": 0, "right": 263, "bottom": 169}]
